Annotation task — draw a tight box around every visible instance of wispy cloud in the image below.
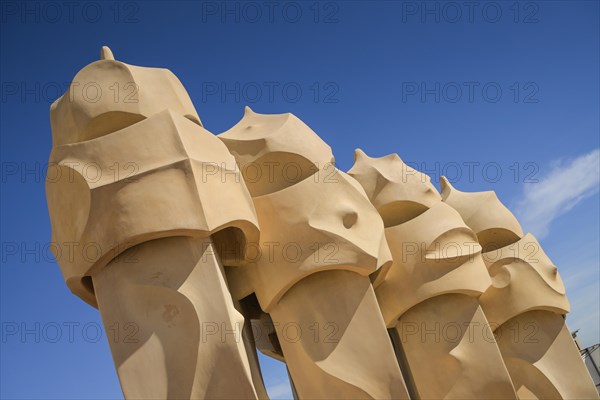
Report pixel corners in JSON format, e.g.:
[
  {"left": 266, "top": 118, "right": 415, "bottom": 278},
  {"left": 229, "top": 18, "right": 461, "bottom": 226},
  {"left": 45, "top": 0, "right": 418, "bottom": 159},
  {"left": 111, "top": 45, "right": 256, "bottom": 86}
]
[{"left": 515, "top": 149, "right": 600, "bottom": 238}]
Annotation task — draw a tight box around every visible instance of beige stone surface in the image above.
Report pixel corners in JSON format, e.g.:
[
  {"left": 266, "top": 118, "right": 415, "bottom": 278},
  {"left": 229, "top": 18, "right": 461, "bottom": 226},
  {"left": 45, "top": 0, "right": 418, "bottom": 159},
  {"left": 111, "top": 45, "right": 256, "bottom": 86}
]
[
  {"left": 349, "top": 149, "right": 518, "bottom": 399},
  {"left": 479, "top": 233, "right": 570, "bottom": 327},
  {"left": 50, "top": 47, "right": 201, "bottom": 147},
  {"left": 93, "top": 236, "right": 260, "bottom": 399},
  {"left": 440, "top": 176, "right": 523, "bottom": 250},
  {"left": 270, "top": 270, "right": 409, "bottom": 399},
  {"left": 47, "top": 47, "right": 266, "bottom": 399},
  {"left": 219, "top": 107, "right": 335, "bottom": 198},
  {"left": 441, "top": 178, "right": 598, "bottom": 399},
  {"left": 241, "top": 168, "right": 392, "bottom": 311},
  {"left": 394, "top": 294, "right": 516, "bottom": 399},
  {"left": 47, "top": 109, "right": 259, "bottom": 306},
  {"left": 375, "top": 201, "right": 491, "bottom": 323},
  {"left": 219, "top": 109, "right": 409, "bottom": 399},
  {"left": 348, "top": 150, "right": 440, "bottom": 227},
  {"left": 46, "top": 46, "right": 597, "bottom": 400}
]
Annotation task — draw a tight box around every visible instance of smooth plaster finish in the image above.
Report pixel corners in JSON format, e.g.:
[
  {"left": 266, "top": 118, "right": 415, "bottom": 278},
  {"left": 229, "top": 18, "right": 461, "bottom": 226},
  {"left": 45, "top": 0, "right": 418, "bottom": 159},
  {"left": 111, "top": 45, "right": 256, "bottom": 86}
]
[
  {"left": 46, "top": 48, "right": 598, "bottom": 400},
  {"left": 441, "top": 177, "right": 598, "bottom": 399},
  {"left": 219, "top": 108, "right": 410, "bottom": 399},
  {"left": 47, "top": 47, "right": 267, "bottom": 399},
  {"left": 349, "top": 150, "right": 518, "bottom": 399}
]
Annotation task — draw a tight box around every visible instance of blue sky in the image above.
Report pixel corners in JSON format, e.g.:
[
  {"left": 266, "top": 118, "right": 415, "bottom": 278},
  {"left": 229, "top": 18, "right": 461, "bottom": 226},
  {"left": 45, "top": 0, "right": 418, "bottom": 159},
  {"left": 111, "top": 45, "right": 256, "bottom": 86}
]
[{"left": 1, "top": 1, "right": 598, "bottom": 399}]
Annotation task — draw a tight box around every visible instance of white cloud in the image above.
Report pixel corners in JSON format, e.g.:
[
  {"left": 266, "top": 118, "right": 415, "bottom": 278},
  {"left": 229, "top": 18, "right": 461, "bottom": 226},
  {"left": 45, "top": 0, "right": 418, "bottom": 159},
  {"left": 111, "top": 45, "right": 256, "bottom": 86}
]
[{"left": 516, "top": 149, "right": 600, "bottom": 238}]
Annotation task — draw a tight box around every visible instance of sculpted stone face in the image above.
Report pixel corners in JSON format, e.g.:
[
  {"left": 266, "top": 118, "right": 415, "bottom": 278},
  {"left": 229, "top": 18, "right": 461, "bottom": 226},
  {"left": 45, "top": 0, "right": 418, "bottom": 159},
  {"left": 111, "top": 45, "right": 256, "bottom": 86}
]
[
  {"left": 440, "top": 179, "right": 598, "bottom": 400},
  {"left": 50, "top": 47, "right": 201, "bottom": 146},
  {"left": 441, "top": 176, "right": 523, "bottom": 250},
  {"left": 349, "top": 150, "right": 519, "bottom": 400},
  {"left": 219, "top": 110, "right": 392, "bottom": 310},
  {"left": 249, "top": 169, "right": 392, "bottom": 310},
  {"left": 479, "top": 233, "right": 569, "bottom": 327},
  {"left": 47, "top": 47, "right": 268, "bottom": 399},
  {"left": 349, "top": 149, "right": 440, "bottom": 227},
  {"left": 349, "top": 149, "right": 491, "bottom": 323},
  {"left": 219, "top": 109, "right": 409, "bottom": 399},
  {"left": 47, "top": 48, "right": 258, "bottom": 306},
  {"left": 439, "top": 178, "right": 569, "bottom": 324},
  {"left": 219, "top": 107, "right": 335, "bottom": 197},
  {"left": 376, "top": 201, "right": 491, "bottom": 323}
]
